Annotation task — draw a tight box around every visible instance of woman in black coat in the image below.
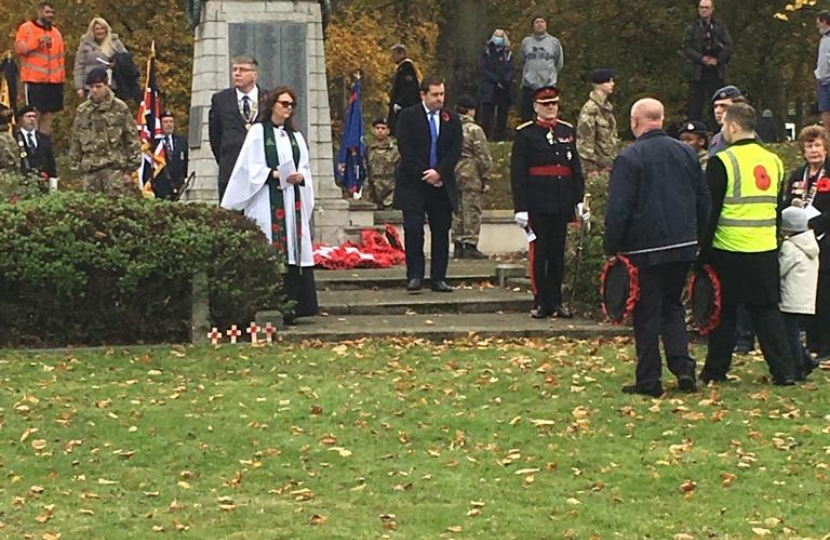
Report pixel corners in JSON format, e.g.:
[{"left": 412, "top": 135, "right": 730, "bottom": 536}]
[
  {"left": 477, "top": 29, "right": 516, "bottom": 142},
  {"left": 782, "top": 125, "right": 830, "bottom": 360}
]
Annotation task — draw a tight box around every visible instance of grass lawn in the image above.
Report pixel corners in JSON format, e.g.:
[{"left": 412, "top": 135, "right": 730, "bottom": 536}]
[{"left": 1, "top": 337, "right": 828, "bottom": 539}]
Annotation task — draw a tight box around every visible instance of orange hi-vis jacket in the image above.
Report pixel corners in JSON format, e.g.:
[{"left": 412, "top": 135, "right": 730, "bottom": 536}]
[{"left": 15, "top": 20, "right": 66, "bottom": 84}]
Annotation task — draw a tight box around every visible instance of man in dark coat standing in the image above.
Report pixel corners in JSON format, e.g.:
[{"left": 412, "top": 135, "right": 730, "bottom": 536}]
[
  {"left": 14, "top": 104, "right": 57, "bottom": 181},
  {"left": 604, "top": 98, "right": 712, "bottom": 397},
  {"left": 208, "top": 55, "right": 266, "bottom": 201},
  {"left": 683, "top": 0, "right": 733, "bottom": 127},
  {"left": 393, "top": 75, "right": 463, "bottom": 293},
  {"left": 511, "top": 86, "right": 587, "bottom": 319},
  {"left": 154, "top": 110, "right": 188, "bottom": 200},
  {"left": 388, "top": 44, "right": 421, "bottom": 137}
]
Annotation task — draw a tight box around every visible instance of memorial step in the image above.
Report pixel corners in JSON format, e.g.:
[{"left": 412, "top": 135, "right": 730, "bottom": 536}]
[{"left": 317, "top": 287, "right": 533, "bottom": 316}]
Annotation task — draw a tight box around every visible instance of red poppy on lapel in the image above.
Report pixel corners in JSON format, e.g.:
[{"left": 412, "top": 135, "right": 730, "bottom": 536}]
[
  {"left": 441, "top": 110, "right": 450, "bottom": 122},
  {"left": 817, "top": 178, "right": 830, "bottom": 192}
]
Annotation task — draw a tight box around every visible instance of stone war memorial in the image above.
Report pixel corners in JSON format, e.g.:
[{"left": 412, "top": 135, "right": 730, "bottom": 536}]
[{"left": 185, "top": 0, "right": 348, "bottom": 245}]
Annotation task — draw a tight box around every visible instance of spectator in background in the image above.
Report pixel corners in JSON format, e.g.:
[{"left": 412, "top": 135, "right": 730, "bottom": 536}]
[
  {"left": 477, "top": 29, "right": 515, "bottom": 142},
  {"left": 683, "top": 0, "right": 732, "bottom": 127},
  {"left": 365, "top": 117, "right": 399, "bottom": 209},
  {"left": 781, "top": 125, "right": 830, "bottom": 361},
  {"left": 14, "top": 105, "right": 57, "bottom": 182},
  {"left": 520, "top": 14, "right": 563, "bottom": 121},
  {"left": 778, "top": 204, "right": 821, "bottom": 380},
  {"left": 73, "top": 17, "right": 127, "bottom": 99},
  {"left": 388, "top": 44, "right": 421, "bottom": 137},
  {"left": 0, "top": 105, "right": 18, "bottom": 171},
  {"left": 577, "top": 68, "right": 619, "bottom": 178},
  {"left": 816, "top": 11, "right": 830, "bottom": 131},
  {"left": 14, "top": 1, "right": 66, "bottom": 135},
  {"left": 756, "top": 109, "right": 783, "bottom": 143},
  {"left": 677, "top": 120, "right": 710, "bottom": 170}
]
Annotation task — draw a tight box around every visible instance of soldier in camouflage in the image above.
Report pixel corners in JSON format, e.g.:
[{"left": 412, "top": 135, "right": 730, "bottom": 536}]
[
  {"left": 69, "top": 67, "right": 142, "bottom": 196},
  {"left": 452, "top": 96, "right": 493, "bottom": 259},
  {"left": 365, "top": 117, "right": 399, "bottom": 209},
  {"left": 0, "top": 105, "right": 18, "bottom": 172},
  {"left": 576, "top": 69, "right": 619, "bottom": 177}
]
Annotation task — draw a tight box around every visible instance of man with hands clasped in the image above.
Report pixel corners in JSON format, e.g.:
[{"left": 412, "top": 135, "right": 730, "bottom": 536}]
[{"left": 511, "top": 86, "right": 589, "bottom": 319}]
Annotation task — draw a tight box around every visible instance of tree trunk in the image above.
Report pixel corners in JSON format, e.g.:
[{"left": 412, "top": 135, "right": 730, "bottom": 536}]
[{"left": 437, "top": 0, "right": 488, "bottom": 104}]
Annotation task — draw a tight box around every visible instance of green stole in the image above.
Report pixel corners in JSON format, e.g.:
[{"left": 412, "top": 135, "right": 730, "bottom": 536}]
[{"left": 262, "top": 119, "right": 303, "bottom": 273}]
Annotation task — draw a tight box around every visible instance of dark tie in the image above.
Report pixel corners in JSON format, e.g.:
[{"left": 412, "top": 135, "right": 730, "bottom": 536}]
[
  {"left": 242, "top": 96, "right": 251, "bottom": 119},
  {"left": 166, "top": 136, "right": 174, "bottom": 156},
  {"left": 27, "top": 132, "right": 36, "bottom": 150},
  {"left": 428, "top": 112, "right": 438, "bottom": 168}
]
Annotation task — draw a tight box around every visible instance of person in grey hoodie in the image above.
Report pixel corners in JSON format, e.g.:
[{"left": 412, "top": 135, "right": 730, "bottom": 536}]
[
  {"left": 520, "top": 15, "right": 563, "bottom": 121},
  {"left": 815, "top": 11, "right": 830, "bottom": 130}
]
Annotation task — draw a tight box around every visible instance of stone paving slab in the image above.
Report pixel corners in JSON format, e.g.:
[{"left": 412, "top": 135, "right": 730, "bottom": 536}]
[
  {"left": 317, "top": 287, "right": 534, "bottom": 315},
  {"left": 278, "top": 312, "right": 630, "bottom": 343}
]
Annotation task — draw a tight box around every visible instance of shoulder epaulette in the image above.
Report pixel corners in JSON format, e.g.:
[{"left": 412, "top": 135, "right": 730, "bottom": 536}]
[
  {"left": 558, "top": 119, "right": 573, "bottom": 128},
  {"left": 516, "top": 121, "right": 533, "bottom": 131}
]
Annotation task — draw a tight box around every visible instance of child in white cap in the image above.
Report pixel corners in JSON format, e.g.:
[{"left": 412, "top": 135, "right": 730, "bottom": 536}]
[{"left": 779, "top": 202, "right": 821, "bottom": 379}]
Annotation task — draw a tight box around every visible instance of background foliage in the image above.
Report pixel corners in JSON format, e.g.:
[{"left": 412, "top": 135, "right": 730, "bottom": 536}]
[{"left": 0, "top": 193, "right": 290, "bottom": 347}]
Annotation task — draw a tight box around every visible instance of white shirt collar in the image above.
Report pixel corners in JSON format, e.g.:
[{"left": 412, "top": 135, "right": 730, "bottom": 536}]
[{"left": 236, "top": 87, "right": 258, "bottom": 103}]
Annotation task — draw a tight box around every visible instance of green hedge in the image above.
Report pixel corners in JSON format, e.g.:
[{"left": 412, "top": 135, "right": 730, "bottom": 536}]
[{"left": 0, "top": 193, "right": 290, "bottom": 347}]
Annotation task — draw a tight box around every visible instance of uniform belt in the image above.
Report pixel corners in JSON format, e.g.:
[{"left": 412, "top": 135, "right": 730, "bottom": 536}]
[{"left": 529, "top": 165, "right": 572, "bottom": 177}]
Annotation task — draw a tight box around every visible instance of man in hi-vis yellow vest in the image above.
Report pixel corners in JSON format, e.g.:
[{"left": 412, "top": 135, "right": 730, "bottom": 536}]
[{"left": 699, "top": 102, "right": 796, "bottom": 386}]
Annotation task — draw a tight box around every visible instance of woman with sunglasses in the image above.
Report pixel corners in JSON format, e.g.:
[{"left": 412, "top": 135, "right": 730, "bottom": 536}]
[{"left": 221, "top": 85, "right": 318, "bottom": 322}]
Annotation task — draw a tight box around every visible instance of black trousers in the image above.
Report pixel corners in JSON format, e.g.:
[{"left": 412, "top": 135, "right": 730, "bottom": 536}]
[
  {"left": 806, "top": 270, "right": 830, "bottom": 356},
  {"left": 687, "top": 70, "right": 723, "bottom": 128},
  {"left": 402, "top": 189, "right": 453, "bottom": 281},
  {"left": 521, "top": 86, "right": 536, "bottom": 122},
  {"left": 734, "top": 304, "right": 756, "bottom": 350},
  {"left": 632, "top": 262, "right": 695, "bottom": 387},
  {"left": 478, "top": 87, "right": 511, "bottom": 141},
  {"left": 702, "top": 302, "right": 795, "bottom": 382},
  {"left": 528, "top": 212, "right": 568, "bottom": 310},
  {"left": 782, "top": 312, "right": 812, "bottom": 374}
]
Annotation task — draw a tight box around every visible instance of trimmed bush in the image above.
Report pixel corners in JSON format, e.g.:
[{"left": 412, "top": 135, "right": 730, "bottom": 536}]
[{"left": 0, "top": 193, "right": 290, "bottom": 347}]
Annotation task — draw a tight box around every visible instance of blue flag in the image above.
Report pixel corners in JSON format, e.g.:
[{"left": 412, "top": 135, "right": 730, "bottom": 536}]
[{"left": 334, "top": 78, "right": 366, "bottom": 195}]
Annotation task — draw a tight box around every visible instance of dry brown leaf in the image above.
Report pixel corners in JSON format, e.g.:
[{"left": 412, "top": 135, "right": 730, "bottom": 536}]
[{"left": 309, "top": 514, "right": 327, "bottom": 525}]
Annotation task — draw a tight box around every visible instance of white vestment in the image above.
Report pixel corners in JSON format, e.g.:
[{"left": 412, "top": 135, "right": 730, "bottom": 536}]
[{"left": 221, "top": 123, "right": 316, "bottom": 267}]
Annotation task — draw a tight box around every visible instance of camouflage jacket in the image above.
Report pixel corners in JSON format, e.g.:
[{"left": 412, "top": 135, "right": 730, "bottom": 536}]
[
  {"left": 69, "top": 88, "right": 142, "bottom": 173},
  {"left": 698, "top": 147, "right": 709, "bottom": 171},
  {"left": 0, "top": 131, "right": 18, "bottom": 172},
  {"left": 367, "top": 138, "right": 399, "bottom": 179},
  {"left": 576, "top": 89, "right": 619, "bottom": 173},
  {"left": 455, "top": 114, "right": 493, "bottom": 189}
]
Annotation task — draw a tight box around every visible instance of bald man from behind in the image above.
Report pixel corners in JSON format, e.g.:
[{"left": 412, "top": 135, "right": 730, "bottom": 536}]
[{"left": 604, "top": 98, "right": 712, "bottom": 397}]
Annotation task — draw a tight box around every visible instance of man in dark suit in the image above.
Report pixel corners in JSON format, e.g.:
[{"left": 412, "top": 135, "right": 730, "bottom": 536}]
[
  {"left": 154, "top": 110, "right": 189, "bottom": 200},
  {"left": 393, "top": 75, "right": 463, "bottom": 293},
  {"left": 14, "top": 105, "right": 57, "bottom": 183},
  {"left": 208, "top": 55, "right": 265, "bottom": 201},
  {"left": 388, "top": 44, "right": 421, "bottom": 137}
]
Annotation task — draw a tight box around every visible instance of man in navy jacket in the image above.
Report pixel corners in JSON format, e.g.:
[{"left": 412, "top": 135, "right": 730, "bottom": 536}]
[{"left": 604, "top": 98, "right": 711, "bottom": 397}]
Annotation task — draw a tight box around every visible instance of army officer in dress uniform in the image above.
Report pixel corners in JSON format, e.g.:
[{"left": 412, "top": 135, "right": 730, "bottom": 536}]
[{"left": 511, "top": 86, "right": 589, "bottom": 319}]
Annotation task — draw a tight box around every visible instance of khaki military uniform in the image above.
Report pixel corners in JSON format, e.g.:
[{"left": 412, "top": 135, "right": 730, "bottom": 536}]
[
  {"left": 0, "top": 131, "right": 18, "bottom": 172},
  {"left": 365, "top": 138, "right": 399, "bottom": 208},
  {"left": 576, "top": 89, "right": 619, "bottom": 174},
  {"left": 69, "top": 88, "right": 142, "bottom": 197},
  {"left": 452, "top": 114, "right": 493, "bottom": 246}
]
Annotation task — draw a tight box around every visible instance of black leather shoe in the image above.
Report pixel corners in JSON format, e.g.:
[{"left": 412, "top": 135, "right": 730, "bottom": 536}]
[
  {"left": 699, "top": 372, "right": 727, "bottom": 385},
  {"left": 453, "top": 242, "right": 464, "bottom": 259},
  {"left": 406, "top": 278, "right": 422, "bottom": 292},
  {"left": 772, "top": 377, "right": 796, "bottom": 386},
  {"left": 552, "top": 305, "right": 573, "bottom": 319},
  {"left": 622, "top": 383, "right": 664, "bottom": 398},
  {"left": 677, "top": 374, "right": 698, "bottom": 393},
  {"left": 463, "top": 244, "right": 488, "bottom": 259},
  {"left": 430, "top": 280, "right": 453, "bottom": 292},
  {"left": 530, "top": 307, "right": 552, "bottom": 319}
]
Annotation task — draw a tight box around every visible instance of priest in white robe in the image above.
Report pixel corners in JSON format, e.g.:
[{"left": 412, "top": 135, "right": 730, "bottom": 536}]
[{"left": 221, "top": 86, "right": 318, "bottom": 320}]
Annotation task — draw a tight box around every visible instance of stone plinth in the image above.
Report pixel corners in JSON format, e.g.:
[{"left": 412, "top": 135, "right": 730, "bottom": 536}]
[{"left": 186, "top": 0, "right": 348, "bottom": 246}]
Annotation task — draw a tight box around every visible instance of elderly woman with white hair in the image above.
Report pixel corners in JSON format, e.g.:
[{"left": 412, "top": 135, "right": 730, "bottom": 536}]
[{"left": 73, "top": 17, "right": 127, "bottom": 98}]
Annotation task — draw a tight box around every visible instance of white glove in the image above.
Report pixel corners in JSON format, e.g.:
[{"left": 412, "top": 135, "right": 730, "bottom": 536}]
[
  {"left": 392, "top": 103, "right": 402, "bottom": 113},
  {"left": 576, "top": 202, "right": 590, "bottom": 222},
  {"left": 514, "top": 211, "right": 529, "bottom": 228}
]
